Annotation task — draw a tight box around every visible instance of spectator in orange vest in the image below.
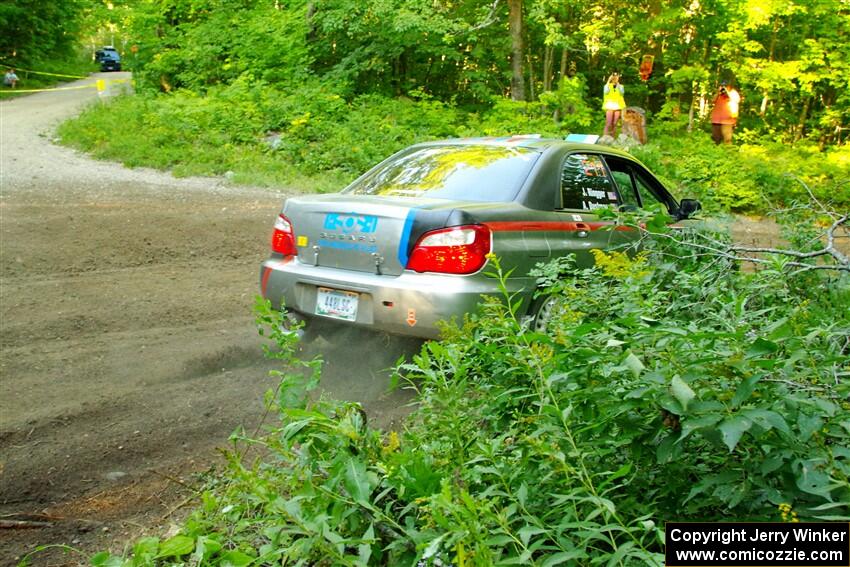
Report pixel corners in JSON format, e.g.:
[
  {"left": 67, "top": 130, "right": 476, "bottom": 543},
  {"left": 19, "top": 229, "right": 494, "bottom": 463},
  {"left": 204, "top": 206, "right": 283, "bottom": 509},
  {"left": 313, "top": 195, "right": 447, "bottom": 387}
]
[{"left": 711, "top": 81, "right": 741, "bottom": 144}]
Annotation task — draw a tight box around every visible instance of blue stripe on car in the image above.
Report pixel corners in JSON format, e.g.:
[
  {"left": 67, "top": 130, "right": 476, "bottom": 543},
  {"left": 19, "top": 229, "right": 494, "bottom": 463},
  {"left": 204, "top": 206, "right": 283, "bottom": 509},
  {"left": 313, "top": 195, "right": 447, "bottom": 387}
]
[{"left": 397, "top": 209, "right": 417, "bottom": 267}]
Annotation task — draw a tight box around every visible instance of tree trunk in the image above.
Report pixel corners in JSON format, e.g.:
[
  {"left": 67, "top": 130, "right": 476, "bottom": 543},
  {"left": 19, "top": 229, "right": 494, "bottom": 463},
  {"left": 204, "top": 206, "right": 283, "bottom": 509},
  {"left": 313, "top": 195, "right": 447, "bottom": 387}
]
[
  {"left": 553, "top": 48, "right": 569, "bottom": 122},
  {"left": 768, "top": 19, "right": 778, "bottom": 61},
  {"left": 687, "top": 81, "right": 696, "bottom": 132},
  {"left": 795, "top": 96, "right": 811, "bottom": 142},
  {"left": 527, "top": 53, "right": 535, "bottom": 101},
  {"left": 508, "top": 0, "right": 525, "bottom": 101},
  {"left": 306, "top": 2, "right": 318, "bottom": 41},
  {"left": 560, "top": 48, "right": 568, "bottom": 80},
  {"left": 543, "top": 45, "right": 554, "bottom": 92}
]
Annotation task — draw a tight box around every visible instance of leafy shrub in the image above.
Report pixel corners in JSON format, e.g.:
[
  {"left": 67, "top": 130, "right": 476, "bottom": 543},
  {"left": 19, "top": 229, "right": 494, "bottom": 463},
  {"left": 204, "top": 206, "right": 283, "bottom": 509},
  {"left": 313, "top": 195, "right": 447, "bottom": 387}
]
[
  {"left": 273, "top": 91, "right": 463, "bottom": 175},
  {"left": 79, "top": 218, "right": 849, "bottom": 566},
  {"left": 464, "top": 98, "right": 565, "bottom": 138},
  {"left": 523, "top": 252, "right": 850, "bottom": 519},
  {"left": 134, "top": 4, "right": 312, "bottom": 93},
  {"left": 59, "top": 82, "right": 849, "bottom": 213},
  {"left": 632, "top": 132, "right": 850, "bottom": 212}
]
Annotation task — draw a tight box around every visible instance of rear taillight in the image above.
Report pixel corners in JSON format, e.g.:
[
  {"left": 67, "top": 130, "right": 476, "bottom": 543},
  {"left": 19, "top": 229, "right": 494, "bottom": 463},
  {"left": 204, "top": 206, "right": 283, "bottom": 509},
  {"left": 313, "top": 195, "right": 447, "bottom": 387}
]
[
  {"left": 406, "top": 224, "right": 491, "bottom": 274},
  {"left": 271, "top": 214, "right": 296, "bottom": 256}
]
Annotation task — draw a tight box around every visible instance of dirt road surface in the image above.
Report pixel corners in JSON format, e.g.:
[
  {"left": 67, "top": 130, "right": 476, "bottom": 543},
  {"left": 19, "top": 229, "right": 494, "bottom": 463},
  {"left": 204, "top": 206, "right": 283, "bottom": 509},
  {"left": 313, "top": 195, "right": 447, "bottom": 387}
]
[{"left": 0, "top": 73, "right": 417, "bottom": 565}]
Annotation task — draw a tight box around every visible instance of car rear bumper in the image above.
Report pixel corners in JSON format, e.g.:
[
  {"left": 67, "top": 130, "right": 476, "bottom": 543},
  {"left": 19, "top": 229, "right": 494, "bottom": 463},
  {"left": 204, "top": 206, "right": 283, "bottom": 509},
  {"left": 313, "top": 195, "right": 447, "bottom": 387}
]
[{"left": 260, "top": 256, "right": 529, "bottom": 339}]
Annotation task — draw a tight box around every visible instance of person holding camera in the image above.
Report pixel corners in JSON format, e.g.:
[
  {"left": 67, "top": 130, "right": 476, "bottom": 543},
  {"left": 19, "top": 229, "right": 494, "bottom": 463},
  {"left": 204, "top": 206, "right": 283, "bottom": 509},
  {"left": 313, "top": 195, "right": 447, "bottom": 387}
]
[
  {"left": 602, "top": 72, "right": 626, "bottom": 137},
  {"left": 711, "top": 80, "right": 740, "bottom": 144}
]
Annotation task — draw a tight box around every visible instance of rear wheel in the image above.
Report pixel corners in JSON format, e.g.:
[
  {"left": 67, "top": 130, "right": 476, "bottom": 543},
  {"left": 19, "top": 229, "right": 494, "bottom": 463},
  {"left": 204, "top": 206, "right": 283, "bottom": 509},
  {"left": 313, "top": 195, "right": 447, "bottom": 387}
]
[{"left": 528, "top": 293, "right": 569, "bottom": 335}]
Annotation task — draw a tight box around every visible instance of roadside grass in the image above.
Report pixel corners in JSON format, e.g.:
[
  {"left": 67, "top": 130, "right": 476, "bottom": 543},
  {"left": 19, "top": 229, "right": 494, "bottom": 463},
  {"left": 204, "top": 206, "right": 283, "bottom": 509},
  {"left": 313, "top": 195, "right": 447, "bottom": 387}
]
[
  {"left": 57, "top": 84, "right": 850, "bottom": 210},
  {"left": 0, "top": 57, "right": 99, "bottom": 99},
  {"left": 632, "top": 133, "right": 850, "bottom": 212},
  {"left": 57, "top": 93, "right": 350, "bottom": 192}
]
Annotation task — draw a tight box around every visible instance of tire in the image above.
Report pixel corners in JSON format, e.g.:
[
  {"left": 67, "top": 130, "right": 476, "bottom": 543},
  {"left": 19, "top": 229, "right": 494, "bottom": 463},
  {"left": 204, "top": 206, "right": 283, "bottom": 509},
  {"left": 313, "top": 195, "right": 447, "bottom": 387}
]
[{"left": 528, "top": 293, "right": 568, "bottom": 335}]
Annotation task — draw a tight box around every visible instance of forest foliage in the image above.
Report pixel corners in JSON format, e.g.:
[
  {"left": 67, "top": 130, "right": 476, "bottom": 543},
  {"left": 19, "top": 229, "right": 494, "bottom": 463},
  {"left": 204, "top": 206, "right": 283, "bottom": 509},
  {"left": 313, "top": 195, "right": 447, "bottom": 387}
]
[
  {"left": 119, "top": 0, "right": 850, "bottom": 144},
  {"left": 48, "top": 0, "right": 850, "bottom": 211}
]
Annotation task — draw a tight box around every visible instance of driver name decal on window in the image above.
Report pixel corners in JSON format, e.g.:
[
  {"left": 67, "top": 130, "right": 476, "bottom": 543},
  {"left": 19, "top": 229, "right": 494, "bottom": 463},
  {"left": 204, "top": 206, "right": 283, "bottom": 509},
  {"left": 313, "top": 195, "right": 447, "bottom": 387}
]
[{"left": 561, "top": 154, "right": 618, "bottom": 211}]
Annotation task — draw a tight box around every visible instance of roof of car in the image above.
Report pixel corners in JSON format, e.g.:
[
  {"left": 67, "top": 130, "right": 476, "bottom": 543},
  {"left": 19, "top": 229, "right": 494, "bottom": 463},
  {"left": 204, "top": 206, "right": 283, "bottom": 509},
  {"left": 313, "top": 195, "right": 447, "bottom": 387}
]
[{"left": 411, "top": 136, "right": 634, "bottom": 159}]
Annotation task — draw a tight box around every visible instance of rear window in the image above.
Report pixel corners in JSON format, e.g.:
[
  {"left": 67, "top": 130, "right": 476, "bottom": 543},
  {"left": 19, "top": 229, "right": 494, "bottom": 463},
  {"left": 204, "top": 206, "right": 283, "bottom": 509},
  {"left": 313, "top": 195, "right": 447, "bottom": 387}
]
[{"left": 344, "top": 145, "right": 539, "bottom": 202}]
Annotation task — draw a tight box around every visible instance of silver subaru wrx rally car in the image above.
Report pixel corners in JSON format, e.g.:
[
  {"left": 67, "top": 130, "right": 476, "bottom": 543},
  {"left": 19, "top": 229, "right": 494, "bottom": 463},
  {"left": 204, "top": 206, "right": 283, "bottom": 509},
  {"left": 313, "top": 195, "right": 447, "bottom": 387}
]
[{"left": 259, "top": 137, "right": 701, "bottom": 339}]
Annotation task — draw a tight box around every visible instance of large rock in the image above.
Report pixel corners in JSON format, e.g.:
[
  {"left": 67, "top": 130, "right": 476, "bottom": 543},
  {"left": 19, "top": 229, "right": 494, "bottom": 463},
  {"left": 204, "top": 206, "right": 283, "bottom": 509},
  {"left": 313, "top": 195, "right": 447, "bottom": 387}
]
[
  {"left": 622, "top": 106, "right": 647, "bottom": 144},
  {"left": 597, "top": 133, "right": 639, "bottom": 151}
]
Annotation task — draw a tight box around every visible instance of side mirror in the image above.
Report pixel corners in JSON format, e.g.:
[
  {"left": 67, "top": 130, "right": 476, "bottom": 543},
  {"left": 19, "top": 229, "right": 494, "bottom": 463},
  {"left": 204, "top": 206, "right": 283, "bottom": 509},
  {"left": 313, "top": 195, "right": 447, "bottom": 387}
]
[{"left": 678, "top": 198, "right": 701, "bottom": 219}]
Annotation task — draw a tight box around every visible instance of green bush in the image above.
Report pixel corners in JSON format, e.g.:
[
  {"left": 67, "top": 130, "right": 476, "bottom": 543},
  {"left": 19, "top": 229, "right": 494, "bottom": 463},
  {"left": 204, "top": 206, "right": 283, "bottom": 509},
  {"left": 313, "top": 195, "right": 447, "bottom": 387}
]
[
  {"left": 272, "top": 91, "right": 463, "bottom": 175},
  {"left": 59, "top": 82, "right": 849, "bottom": 212},
  {"left": 74, "top": 215, "right": 849, "bottom": 566},
  {"left": 632, "top": 132, "right": 850, "bottom": 212}
]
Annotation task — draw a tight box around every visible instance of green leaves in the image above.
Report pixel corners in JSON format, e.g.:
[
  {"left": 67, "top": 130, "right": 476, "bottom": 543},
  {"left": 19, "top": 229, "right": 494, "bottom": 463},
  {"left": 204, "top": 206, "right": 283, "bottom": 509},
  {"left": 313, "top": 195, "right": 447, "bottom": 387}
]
[
  {"left": 743, "top": 409, "right": 789, "bottom": 434},
  {"left": 81, "top": 208, "right": 850, "bottom": 566},
  {"left": 218, "top": 550, "right": 255, "bottom": 567},
  {"left": 670, "top": 376, "right": 695, "bottom": 412},
  {"left": 731, "top": 373, "right": 763, "bottom": 407},
  {"left": 714, "top": 407, "right": 790, "bottom": 452},
  {"left": 718, "top": 414, "right": 754, "bottom": 452},
  {"left": 156, "top": 535, "right": 194, "bottom": 559},
  {"left": 623, "top": 351, "right": 645, "bottom": 377},
  {"left": 343, "top": 457, "right": 374, "bottom": 505},
  {"left": 746, "top": 338, "right": 779, "bottom": 358}
]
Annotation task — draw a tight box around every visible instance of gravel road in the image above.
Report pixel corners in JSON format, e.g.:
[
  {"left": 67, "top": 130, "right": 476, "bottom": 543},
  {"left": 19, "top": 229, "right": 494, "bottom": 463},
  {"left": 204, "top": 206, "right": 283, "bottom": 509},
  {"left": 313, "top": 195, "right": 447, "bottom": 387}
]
[{"left": 0, "top": 73, "right": 416, "bottom": 565}]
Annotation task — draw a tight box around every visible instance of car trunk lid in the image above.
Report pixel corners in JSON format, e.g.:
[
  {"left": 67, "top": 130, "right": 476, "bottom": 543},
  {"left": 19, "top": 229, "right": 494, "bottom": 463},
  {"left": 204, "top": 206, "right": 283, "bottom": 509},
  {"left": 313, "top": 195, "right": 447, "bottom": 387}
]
[{"left": 283, "top": 195, "right": 452, "bottom": 276}]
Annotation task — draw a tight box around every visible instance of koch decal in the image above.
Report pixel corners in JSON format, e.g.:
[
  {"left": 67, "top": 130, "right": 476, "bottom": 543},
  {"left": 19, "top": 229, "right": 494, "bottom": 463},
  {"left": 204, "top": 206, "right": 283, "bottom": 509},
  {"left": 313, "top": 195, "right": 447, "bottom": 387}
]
[
  {"left": 297, "top": 235, "right": 308, "bottom": 247},
  {"left": 406, "top": 308, "right": 417, "bottom": 327},
  {"left": 323, "top": 213, "right": 378, "bottom": 234}
]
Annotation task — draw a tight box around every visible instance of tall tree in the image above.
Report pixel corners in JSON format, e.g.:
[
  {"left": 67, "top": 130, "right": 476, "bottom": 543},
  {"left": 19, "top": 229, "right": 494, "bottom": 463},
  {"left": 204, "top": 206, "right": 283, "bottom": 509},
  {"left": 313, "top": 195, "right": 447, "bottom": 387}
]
[
  {"left": 0, "top": 0, "right": 84, "bottom": 63},
  {"left": 508, "top": 0, "right": 525, "bottom": 100},
  {"left": 117, "top": 0, "right": 849, "bottom": 143}
]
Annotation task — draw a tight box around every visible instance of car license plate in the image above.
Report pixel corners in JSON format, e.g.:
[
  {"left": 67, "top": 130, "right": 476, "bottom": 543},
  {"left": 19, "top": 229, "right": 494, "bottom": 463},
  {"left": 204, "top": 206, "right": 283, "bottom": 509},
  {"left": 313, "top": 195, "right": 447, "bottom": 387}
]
[{"left": 315, "top": 287, "right": 359, "bottom": 321}]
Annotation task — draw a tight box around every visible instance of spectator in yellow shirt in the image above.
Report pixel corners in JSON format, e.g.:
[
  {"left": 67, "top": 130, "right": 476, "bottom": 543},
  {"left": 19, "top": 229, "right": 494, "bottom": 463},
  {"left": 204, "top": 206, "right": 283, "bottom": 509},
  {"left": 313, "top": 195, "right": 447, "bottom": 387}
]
[{"left": 602, "top": 73, "right": 626, "bottom": 137}]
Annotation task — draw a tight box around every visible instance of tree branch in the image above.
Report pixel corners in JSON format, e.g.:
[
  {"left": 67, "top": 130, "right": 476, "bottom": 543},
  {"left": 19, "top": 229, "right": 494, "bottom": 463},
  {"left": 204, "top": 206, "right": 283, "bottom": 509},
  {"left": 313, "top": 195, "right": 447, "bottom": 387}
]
[
  {"left": 627, "top": 209, "right": 849, "bottom": 274},
  {"left": 450, "top": 0, "right": 502, "bottom": 35}
]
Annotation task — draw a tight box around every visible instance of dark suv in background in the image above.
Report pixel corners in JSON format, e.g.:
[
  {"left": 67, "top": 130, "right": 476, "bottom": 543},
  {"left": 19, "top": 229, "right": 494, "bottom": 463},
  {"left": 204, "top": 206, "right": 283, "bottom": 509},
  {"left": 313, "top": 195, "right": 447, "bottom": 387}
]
[{"left": 95, "top": 47, "right": 121, "bottom": 72}]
